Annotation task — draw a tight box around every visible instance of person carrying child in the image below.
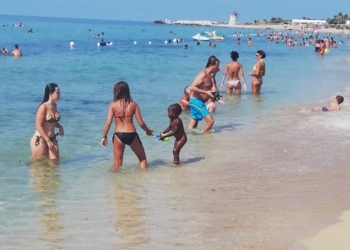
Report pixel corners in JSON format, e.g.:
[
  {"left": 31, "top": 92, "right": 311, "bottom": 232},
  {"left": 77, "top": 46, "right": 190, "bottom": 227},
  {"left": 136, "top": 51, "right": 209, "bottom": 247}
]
[
  {"left": 311, "top": 95, "right": 344, "bottom": 112},
  {"left": 159, "top": 103, "right": 187, "bottom": 165}
]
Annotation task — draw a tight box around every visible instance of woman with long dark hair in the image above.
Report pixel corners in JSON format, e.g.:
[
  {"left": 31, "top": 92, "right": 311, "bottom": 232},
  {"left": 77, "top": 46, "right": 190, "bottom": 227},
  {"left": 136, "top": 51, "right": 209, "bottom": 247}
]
[
  {"left": 101, "top": 81, "right": 153, "bottom": 171},
  {"left": 249, "top": 50, "right": 266, "bottom": 94},
  {"left": 30, "top": 83, "right": 64, "bottom": 160}
]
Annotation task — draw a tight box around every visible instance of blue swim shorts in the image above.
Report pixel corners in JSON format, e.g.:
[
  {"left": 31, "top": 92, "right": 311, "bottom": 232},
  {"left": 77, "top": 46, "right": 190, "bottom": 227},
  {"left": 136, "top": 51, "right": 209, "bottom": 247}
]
[{"left": 189, "top": 98, "right": 210, "bottom": 120}]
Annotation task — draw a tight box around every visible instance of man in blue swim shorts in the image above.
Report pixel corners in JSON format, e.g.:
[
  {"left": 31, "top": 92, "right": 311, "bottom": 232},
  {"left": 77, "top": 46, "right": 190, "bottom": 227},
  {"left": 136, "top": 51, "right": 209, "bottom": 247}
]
[{"left": 188, "top": 55, "right": 225, "bottom": 133}]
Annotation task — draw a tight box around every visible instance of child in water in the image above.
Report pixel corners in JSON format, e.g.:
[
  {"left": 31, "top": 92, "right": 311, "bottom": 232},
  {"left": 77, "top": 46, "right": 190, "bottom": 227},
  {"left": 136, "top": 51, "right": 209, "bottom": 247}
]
[
  {"left": 311, "top": 95, "right": 344, "bottom": 112},
  {"left": 178, "top": 86, "right": 191, "bottom": 110},
  {"left": 159, "top": 103, "right": 187, "bottom": 165}
]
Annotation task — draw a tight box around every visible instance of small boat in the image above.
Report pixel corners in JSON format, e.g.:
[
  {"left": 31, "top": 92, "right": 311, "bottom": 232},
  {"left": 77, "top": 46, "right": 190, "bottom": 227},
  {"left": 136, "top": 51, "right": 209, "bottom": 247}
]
[
  {"left": 97, "top": 41, "right": 113, "bottom": 47},
  {"left": 192, "top": 34, "right": 210, "bottom": 41},
  {"left": 13, "top": 23, "right": 25, "bottom": 28},
  {"left": 211, "top": 36, "right": 224, "bottom": 41}
]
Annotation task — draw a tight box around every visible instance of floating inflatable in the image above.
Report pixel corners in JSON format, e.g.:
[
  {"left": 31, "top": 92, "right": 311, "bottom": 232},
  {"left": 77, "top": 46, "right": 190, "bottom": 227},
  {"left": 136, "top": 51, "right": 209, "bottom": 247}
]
[
  {"left": 192, "top": 33, "right": 210, "bottom": 41},
  {"left": 97, "top": 42, "right": 113, "bottom": 47},
  {"left": 211, "top": 36, "right": 224, "bottom": 41}
]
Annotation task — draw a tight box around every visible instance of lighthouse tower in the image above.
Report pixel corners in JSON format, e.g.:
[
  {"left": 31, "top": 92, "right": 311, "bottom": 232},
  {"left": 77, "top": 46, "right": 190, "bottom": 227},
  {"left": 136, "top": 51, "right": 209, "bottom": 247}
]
[{"left": 229, "top": 11, "right": 238, "bottom": 26}]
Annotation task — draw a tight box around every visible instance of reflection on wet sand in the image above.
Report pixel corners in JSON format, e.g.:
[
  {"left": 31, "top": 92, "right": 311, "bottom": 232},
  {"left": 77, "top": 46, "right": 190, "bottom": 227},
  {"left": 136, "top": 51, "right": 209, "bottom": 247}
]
[
  {"left": 29, "top": 160, "right": 63, "bottom": 248},
  {"left": 251, "top": 93, "right": 264, "bottom": 105},
  {"left": 111, "top": 178, "right": 148, "bottom": 249}
]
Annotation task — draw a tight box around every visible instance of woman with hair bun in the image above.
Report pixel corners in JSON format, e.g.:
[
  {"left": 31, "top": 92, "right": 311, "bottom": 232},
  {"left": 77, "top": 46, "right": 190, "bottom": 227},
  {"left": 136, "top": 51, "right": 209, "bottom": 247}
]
[
  {"left": 249, "top": 50, "right": 266, "bottom": 94},
  {"left": 220, "top": 50, "right": 246, "bottom": 94},
  {"left": 101, "top": 81, "right": 153, "bottom": 171},
  {"left": 30, "top": 83, "right": 64, "bottom": 160}
]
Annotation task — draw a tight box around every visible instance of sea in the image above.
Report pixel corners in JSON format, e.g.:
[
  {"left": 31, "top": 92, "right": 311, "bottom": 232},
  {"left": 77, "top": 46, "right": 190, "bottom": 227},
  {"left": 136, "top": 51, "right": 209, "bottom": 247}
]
[{"left": 1, "top": 15, "right": 350, "bottom": 249}]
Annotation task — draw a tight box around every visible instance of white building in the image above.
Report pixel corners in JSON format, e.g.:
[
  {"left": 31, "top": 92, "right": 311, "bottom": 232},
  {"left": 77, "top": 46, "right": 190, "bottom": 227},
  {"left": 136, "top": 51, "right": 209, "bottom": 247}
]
[
  {"left": 292, "top": 19, "right": 327, "bottom": 26},
  {"left": 229, "top": 12, "right": 238, "bottom": 26},
  {"left": 346, "top": 20, "right": 350, "bottom": 26}
]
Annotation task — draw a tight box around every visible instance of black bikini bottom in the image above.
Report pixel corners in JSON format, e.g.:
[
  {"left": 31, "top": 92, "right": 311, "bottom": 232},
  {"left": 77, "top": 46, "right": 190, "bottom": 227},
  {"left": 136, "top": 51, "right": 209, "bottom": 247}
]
[{"left": 113, "top": 132, "right": 141, "bottom": 145}]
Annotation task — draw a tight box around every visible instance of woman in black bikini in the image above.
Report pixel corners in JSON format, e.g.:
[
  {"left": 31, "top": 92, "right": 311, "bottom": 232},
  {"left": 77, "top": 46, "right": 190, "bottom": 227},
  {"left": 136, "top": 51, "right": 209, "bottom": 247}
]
[
  {"left": 30, "top": 83, "right": 64, "bottom": 160},
  {"left": 101, "top": 81, "right": 153, "bottom": 171}
]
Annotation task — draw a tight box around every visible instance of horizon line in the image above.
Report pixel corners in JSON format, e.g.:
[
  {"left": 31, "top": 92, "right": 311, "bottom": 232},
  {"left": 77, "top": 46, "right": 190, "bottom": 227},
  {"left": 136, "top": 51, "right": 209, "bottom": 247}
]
[{"left": 0, "top": 14, "right": 149, "bottom": 23}]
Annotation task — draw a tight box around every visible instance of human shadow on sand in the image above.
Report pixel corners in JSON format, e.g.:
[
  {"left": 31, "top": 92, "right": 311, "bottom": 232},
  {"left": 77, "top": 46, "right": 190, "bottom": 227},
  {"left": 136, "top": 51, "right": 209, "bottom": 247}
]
[
  {"left": 181, "top": 156, "right": 205, "bottom": 164},
  {"left": 148, "top": 156, "right": 205, "bottom": 168},
  {"left": 211, "top": 123, "right": 244, "bottom": 133}
]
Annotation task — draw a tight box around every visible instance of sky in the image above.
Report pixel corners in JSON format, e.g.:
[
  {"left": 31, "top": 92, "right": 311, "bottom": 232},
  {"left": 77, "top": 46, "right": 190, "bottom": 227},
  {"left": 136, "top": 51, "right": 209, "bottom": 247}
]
[{"left": 1, "top": 0, "right": 349, "bottom": 23}]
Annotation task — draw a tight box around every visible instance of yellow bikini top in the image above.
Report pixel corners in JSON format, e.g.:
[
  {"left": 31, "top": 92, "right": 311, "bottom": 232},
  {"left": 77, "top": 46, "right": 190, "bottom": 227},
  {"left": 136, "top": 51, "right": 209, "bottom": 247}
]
[
  {"left": 253, "top": 59, "right": 264, "bottom": 73},
  {"left": 45, "top": 112, "right": 60, "bottom": 122}
]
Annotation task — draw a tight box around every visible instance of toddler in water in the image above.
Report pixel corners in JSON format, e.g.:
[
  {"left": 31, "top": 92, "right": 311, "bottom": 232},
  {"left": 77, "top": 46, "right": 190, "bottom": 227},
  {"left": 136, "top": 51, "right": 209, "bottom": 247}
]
[
  {"left": 159, "top": 104, "right": 187, "bottom": 165},
  {"left": 311, "top": 95, "right": 344, "bottom": 112},
  {"left": 178, "top": 86, "right": 191, "bottom": 110}
]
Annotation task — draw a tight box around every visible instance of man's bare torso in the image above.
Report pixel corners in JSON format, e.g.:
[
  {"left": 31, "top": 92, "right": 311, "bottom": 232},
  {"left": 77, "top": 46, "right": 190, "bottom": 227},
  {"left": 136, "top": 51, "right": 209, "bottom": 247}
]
[
  {"left": 12, "top": 49, "right": 22, "bottom": 57},
  {"left": 190, "top": 69, "right": 213, "bottom": 102}
]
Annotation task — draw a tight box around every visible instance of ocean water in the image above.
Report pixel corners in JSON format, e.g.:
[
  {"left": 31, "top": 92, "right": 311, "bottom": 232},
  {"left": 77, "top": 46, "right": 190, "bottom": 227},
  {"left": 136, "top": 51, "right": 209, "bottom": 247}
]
[{"left": 1, "top": 15, "right": 350, "bottom": 248}]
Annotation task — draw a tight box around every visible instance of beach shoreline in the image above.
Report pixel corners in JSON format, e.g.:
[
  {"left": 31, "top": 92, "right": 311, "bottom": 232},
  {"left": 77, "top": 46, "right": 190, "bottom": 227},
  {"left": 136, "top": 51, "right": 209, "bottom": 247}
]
[
  {"left": 2, "top": 15, "right": 350, "bottom": 250},
  {"left": 160, "top": 22, "right": 350, "bottom": 34},
  {"left": 228, "top": 24, "right": 350, "bottom": 34}
]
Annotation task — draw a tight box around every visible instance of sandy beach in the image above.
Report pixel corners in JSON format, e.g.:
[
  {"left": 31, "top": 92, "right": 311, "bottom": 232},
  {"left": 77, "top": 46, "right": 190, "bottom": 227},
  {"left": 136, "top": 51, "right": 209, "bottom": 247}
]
[
  {"left": 33, "top": 104, "right": 350, "bottom": 250},
  {"left": 202, "top": 23, "right": 350, "bottom": 34},
  {"left": 145, "top": 106, "right": 350, "bottom": 250}
]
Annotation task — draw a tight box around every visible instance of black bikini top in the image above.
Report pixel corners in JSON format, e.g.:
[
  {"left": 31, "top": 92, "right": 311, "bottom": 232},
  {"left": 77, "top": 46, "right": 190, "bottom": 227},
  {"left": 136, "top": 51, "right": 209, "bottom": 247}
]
[{"left": 116, "top": 115, "right": 133, "bottom": 121}]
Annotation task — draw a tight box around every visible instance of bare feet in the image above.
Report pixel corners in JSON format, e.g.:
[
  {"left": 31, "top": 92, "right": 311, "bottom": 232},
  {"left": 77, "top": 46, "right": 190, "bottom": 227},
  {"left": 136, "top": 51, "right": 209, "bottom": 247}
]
[{"left": 109, "top": 166, "right": 120, "bottom": 172}]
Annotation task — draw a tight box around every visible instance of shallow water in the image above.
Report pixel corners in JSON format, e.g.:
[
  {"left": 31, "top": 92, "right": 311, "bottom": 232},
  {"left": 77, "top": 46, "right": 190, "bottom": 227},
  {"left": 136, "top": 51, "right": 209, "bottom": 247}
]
[{"left": 1, "top": 15, "right": 350, "bottom": 249}]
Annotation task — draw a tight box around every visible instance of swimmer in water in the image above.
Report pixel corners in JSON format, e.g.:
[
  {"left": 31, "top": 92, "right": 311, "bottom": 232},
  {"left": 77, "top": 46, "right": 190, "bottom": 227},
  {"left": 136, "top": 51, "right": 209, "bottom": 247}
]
[{"left": 311, "top": 95, "right": 344, "bottom": 112}]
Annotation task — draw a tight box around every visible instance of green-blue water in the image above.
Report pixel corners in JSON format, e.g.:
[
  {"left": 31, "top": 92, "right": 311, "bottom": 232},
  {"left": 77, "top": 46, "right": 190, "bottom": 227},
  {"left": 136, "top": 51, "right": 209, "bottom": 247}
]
[{"left": 1, "top": 15, "right": 350, "bottom": 248}]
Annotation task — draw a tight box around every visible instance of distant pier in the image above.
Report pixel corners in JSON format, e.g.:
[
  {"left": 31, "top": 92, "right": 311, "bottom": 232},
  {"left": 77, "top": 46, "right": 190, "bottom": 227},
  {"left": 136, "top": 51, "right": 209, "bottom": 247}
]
[{"left": 150, "top": 19, "right": 228, "bottom": 27}]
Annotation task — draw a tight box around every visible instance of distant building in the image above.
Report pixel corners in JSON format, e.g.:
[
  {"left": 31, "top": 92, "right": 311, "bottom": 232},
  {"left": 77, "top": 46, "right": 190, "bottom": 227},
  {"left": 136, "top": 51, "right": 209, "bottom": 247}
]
[
  {"left": 229, "top": 12, "right": 238, "bottom": 26},
  {"left": 292, "top": 19, "right": 327, "bottom": 26},
  {"left": 150, "top": 19, "right": 171, "bottom": 25},
  {"left": 346, "top": 20, "right": 350, "bottom": 26},
  {"left": 163, "top": 19, "right": 171, "bottom": 24}
]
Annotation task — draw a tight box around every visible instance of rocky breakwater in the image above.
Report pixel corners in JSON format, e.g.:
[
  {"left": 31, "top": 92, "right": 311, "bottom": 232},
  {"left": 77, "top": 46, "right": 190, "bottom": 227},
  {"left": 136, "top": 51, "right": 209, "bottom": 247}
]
[
  {"left": 150, "top": 19, "right": 228, "bottom": 27},
  {"left": 173, "top": 20, "right": 228, "bottom": 26}
]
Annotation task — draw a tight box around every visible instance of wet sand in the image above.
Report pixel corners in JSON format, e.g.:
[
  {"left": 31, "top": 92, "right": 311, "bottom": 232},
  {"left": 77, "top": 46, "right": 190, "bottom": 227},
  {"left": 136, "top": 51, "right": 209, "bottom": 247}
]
[
  {"left": 300, "top": 210, "right": 350, "bottom": 250},
  {"left": 6, "top": 100, "right": 350, "bottom": 249},
  {"left": 138, "top": 106, "right": 350, "bottom": 250}
]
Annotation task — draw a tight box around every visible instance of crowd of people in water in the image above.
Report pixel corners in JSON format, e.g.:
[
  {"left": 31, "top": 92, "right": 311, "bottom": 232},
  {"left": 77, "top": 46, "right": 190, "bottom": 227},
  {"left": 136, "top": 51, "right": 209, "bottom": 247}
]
[
  {"left": 30, "top": 50, "right": 343, "bottom": 171},
  {"left": 29, "top": 53, "right": 266, "bottom": 170},
  {"left": 260, "top": 30, "right": 349, "bottom": 55},
  {"left": 3, "top": 23, "right": 347, "bottom": 170}
]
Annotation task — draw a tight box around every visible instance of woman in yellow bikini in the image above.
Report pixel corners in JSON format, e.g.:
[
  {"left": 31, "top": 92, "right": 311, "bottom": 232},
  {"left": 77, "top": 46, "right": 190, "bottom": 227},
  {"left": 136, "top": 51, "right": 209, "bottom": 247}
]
[
  {"left": 249, "top": 50, "right": 266, "bottom": 94},
  {"left": 30, "top": 83, "right": 64, "bottom": 160}
]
